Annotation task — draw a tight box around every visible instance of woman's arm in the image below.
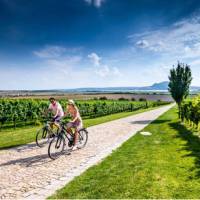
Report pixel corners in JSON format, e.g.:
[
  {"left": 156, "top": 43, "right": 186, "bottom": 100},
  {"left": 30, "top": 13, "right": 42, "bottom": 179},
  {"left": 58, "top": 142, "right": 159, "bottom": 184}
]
[
  {"left": 71, "top": 109, "right": 78, "bottom": 122},
  {"left": 64, "top": 106, "right": 70, "bottom": 116}
]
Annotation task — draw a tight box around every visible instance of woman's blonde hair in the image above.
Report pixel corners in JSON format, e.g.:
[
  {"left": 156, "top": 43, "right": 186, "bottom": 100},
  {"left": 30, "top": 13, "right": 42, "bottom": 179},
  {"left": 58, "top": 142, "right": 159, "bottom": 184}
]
[
  {"left": 68, "top": 99, "right": 75, "bottom": 106},
  {"left": 67, "top": 99, "right": 79, "bottom": 111}
]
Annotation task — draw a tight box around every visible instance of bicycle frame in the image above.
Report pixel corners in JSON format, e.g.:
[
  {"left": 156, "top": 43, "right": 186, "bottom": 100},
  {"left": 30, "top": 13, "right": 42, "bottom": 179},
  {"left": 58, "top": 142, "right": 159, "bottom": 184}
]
[{"left": 60, "top": 124, "right": 74, "bottom": 142}]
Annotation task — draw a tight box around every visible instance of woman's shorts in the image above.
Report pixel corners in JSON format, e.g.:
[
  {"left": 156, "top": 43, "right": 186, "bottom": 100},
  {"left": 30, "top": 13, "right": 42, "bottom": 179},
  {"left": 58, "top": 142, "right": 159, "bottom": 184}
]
[{"left": 66, "top": 120, "right": 82, "bottom": 130}]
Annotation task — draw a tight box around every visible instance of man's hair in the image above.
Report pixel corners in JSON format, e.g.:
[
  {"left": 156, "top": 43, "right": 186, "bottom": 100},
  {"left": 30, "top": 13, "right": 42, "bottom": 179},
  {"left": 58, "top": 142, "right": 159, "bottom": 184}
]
[{"left": 49, "top": 97, "right": 55, "bottom": 101}]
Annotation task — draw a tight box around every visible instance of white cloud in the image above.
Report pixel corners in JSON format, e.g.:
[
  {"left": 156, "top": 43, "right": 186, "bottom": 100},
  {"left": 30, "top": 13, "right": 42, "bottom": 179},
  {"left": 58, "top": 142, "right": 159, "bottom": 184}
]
[
  {"left": 88, "top": 52, "right": 122, "bottom": 78},
  {"left": 88, "top": 52, "right": 101, "bottom": 66},
  {"left": 130, "top": 13, "right": 200, "bottom": 59},
  {"left": 95, "top": 65, "right": 122, "bottom": 78},
  {"left": 33, "top": 45, "right": 83, "bottom": 81},
  {"left": 95, "top": 65, "right": 110, "bottom": 77},
  {"left": 33, "top": 45, "right": 66, "bottom": 58},
  {"left": 84, "top": 0, "right": 105, "bottom": 8},
  {"left": 94, "top": 0, "right": 105, "bottom": 7},
  {"left": 33, "top": 45, "right": 82, "bottom": 58},
  {"left": 46, "top": 56, "right": 82, "bottom": 76},
  {"left": 189, "top": 58, "right": 200, "bottom": 67},
  {"left": 113, "top": 67, "right": 122, "bottom": 76},
  {"left": 84, "top": 0, "right": 92, "bottom": 4},
  {"left": 136, "top": 40, "right": 149, "bottom": 48}
]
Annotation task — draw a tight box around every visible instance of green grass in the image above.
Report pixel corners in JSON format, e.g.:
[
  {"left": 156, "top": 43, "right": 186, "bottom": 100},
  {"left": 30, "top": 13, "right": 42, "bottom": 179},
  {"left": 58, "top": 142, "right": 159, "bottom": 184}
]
[
  {"left": 0, "top": 106, "right": 161, "bottom": 150},
  {"left": 83, "top": 106, "right": 161, "bottom": 127},
  {"left": 49, "top": 107, "right": 200, "bottom": 199}
]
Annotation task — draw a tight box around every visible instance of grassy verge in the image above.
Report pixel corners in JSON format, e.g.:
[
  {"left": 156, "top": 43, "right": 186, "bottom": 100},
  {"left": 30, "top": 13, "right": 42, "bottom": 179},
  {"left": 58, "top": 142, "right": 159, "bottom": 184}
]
[
  {"left": 0, "top": 106, "right": 163, "bottom": 150},
  {"left": 49, "top": 107, "right": 200, "bottom": 199}
]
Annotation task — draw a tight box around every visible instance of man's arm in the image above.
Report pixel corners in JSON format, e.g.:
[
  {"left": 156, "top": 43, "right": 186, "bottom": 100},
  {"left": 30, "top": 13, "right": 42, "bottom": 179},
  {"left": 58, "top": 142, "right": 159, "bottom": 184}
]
[
  {"left": 44, "top": 104, "right": 52, "bottom": 116},
  {"left": 44, "top": 107, "right": 50, "bottom": 116}
]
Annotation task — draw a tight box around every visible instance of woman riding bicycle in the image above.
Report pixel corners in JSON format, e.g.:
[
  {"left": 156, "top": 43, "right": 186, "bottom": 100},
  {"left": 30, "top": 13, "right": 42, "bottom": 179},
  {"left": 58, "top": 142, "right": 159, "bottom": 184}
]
[{"left": 65, "top": 99, "right": 83, "bottom": 150}]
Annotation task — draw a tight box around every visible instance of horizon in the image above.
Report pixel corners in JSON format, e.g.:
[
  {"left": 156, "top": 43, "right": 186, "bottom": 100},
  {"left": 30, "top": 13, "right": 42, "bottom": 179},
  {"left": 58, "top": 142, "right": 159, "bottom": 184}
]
[
  {"left": 1, "top": 0, "right": 200, "bottom": 90},
  {"left": 1, "top": 81, "right": 200, "bottom": 91}
]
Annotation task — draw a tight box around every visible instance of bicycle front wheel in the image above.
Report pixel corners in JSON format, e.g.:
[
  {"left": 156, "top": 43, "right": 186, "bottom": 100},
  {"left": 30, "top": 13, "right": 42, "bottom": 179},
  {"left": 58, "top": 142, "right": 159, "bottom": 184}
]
[
  {"left": 36, "top": 127, "right": 50, "bottom": 147},
  {"left": 77, "top": 129, "right": 88, "bottom": 149},
  {"left": 48, "top": 135, "right": 65, "bottom": 160}
]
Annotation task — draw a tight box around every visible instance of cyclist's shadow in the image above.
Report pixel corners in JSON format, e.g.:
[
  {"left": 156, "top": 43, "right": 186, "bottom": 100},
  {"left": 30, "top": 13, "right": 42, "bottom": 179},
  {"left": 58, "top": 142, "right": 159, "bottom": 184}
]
[{"left": 0, "top": 153, "right": 52, "bottom": 167}]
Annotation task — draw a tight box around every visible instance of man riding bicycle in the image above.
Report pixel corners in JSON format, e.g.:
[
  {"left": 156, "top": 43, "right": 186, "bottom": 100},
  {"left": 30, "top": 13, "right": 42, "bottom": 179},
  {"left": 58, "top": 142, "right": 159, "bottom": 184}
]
[{"left": 47, "top": 97, "right": 64, "bottom": 131}]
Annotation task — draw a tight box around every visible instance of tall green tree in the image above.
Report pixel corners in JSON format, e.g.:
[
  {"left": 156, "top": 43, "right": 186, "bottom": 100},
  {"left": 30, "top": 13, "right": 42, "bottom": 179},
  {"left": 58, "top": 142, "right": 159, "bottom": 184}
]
[{"left": 168, "top": 62, "right": 192, "bottom": 117}]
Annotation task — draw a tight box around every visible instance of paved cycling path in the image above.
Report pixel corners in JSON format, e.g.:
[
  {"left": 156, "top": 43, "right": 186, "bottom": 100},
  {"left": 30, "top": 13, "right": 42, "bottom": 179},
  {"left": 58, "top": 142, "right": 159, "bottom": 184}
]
[{"left": 0, "top": 104, "right": 174, "bottom": 199}]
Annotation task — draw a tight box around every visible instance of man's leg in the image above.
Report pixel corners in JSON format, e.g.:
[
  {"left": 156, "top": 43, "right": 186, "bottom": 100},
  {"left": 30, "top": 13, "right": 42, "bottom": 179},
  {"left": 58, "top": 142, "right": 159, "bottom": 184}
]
[{"left": 53, "top": 116, "right": 62, "bottom": 133}]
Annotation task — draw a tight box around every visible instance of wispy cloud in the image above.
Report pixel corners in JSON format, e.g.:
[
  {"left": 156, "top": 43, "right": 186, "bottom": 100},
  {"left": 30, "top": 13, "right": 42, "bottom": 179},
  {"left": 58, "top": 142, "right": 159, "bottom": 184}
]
[
  {"left": 33, "top": 45, "right": 82, "bottom": 79},
  {"left": 95, "top": 65, "right": 110, "bottom": 77},
  {"left": 33, "top": 45, "right": 82, "bottom": 58},
  {"left": 88, "top": 52, "right": 101, "bottom": 66},
  {"left": 129, "top": 12, "right": 200, "bottom": 59},
  {"left": 88, "top": 52, "right": 122, "bottom": 77},
  {"left": 46, "top": 56, "right": 82, "bottom": 76},
  {"left": 136, "top": 40, "right": 149, "bottom": 49},
  {"left": 84, "top": 0, "right": 105, "bottom": 8},
  {"left": 33, "top": 45, "right": 66, "bottom": 58}
]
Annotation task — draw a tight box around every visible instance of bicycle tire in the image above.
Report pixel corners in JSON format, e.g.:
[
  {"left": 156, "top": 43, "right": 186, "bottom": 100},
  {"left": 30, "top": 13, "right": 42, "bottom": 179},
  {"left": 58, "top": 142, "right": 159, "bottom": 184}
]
[
  {"left": 77, "top": 128, "right": 88, "bottom": 149},
  {"left": 48, "top": 135, "right": 65, "bottom": 160},
  {"left": 36, "top": 127, "right": 50, "bottom": 147}
]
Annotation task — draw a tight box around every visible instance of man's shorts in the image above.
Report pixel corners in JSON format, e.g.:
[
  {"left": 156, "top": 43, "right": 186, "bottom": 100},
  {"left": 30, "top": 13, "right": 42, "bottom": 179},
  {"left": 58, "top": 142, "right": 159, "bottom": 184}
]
[{"left": 52, "top": 115, "right": 63, "bottom": 123}]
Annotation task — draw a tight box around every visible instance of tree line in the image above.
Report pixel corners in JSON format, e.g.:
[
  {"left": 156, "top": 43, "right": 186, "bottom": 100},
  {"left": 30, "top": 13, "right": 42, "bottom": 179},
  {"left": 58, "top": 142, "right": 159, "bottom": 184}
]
[{"left": 0, "top": 99, "right": 168, "bottom": 129}]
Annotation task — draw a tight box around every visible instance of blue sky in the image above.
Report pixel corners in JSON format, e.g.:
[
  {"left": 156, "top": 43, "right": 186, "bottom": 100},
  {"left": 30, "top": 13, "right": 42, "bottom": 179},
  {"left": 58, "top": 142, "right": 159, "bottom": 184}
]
[{"left": 1, "top": 0, "right": 200, "bottom": 90}]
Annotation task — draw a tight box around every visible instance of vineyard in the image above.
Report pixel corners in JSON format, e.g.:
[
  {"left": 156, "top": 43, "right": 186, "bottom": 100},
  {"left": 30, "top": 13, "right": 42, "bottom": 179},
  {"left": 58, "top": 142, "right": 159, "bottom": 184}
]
[
  {"left": 0, "top": 99, "right": 169, "bottom": 129},
  {"left": 180, "top": 95, "right": 200, "bottom": 128}
]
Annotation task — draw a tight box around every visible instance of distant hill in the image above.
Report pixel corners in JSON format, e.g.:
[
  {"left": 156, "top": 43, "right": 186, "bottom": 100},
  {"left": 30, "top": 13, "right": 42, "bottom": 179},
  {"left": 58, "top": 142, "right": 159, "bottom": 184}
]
[
  {"left": 133, "top": 81, "right": 169, "bottom": 91},
  {"left": 149, "top": 81, "right": 169, "bottom": 90},
  {"left": 142, "top": 81, "right": 200, "bottom": 91},
  {"left": 71, "top": 81, "right": 200, "bottom": 92}
]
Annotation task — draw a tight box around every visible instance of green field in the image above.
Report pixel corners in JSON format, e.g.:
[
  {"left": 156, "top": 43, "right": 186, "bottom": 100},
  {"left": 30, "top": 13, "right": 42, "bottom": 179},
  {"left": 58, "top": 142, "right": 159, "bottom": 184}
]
[
  {"left": 49, "top": 107, "right": 200, "bottom": 199},
  {"left": 0, "top": 106, "right": 162, "bottom": 149}
]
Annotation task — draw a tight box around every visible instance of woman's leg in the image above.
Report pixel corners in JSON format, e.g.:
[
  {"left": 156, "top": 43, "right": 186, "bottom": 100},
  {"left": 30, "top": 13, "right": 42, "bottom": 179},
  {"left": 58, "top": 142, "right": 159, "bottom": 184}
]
[
  {"left": 74, "top": 128, "right": 78, "bottom": 145},
  {"left": 66, "top": 122, "right": 73, "bottom": 134}
]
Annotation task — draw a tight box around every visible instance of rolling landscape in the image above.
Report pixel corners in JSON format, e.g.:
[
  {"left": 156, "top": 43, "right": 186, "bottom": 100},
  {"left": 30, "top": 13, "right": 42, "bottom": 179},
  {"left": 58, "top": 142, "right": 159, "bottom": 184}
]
[
  {"left": 1, "top": 81, "right": 199, "bottom": 102},
  {"left": 1, "top": 0, "right": 200, "bottom": 199}
]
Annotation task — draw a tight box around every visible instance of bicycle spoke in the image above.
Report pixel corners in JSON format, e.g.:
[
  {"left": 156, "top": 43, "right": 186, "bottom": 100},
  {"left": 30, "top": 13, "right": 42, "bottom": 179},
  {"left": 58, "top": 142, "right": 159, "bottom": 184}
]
[
  {"left": 36, "top": 128, "right": 50, "bottom": 147},
  {"left": 48, "top": 135, "right": 65, "bottom": 160},
  {"left": 77, "top": 129, "right": 88, "bottom": 149}
]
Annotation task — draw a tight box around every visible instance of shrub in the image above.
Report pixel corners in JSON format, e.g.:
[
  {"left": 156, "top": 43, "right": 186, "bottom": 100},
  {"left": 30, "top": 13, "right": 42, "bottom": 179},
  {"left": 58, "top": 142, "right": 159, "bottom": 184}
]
[
  {"left": 139, "top": 98, "right": 146, "bottom": 102},
  {"left": 99, "top": 96, "right": 107, "bottom": 100},
  {"left": 118, "top": 97, "right": 129, "bottom": 101},
  {"left": 180, "top": 95, "right": 200, "bottom": 128},
  {"left": 131, "top": 97, "right": 136, "bottom": 101}
]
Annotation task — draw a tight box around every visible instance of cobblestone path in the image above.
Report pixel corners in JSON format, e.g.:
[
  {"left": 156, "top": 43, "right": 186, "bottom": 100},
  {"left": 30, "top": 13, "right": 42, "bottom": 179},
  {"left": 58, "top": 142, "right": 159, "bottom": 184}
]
[{"left": 0, "top": 104, "right": 173, "bottom": 199}]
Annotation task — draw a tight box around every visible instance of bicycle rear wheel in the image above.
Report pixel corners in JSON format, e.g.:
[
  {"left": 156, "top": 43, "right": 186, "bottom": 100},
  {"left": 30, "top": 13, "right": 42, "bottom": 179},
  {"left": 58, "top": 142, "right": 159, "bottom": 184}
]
[
  {"left": 36, "top": 127, "right": 50, "bottom": 147},
  {"left": 77, "top": 129, "right": 88, "bottom": 149},
  {"left": 48, "top": 135, "right": 65, "bottom": 160}
]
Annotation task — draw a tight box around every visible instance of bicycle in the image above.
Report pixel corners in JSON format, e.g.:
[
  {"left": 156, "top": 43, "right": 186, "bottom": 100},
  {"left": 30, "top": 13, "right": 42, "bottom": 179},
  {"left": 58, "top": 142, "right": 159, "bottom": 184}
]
[
  {"left": 48, "top": 122, "right": 88, "bottom": 160},
  {"left": 36, "top": 120, "right": 59, "bottom": 147}
]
